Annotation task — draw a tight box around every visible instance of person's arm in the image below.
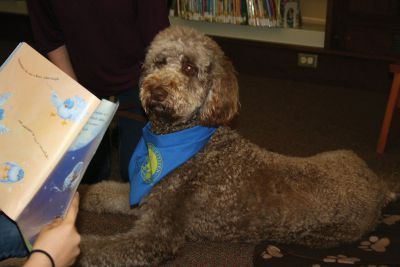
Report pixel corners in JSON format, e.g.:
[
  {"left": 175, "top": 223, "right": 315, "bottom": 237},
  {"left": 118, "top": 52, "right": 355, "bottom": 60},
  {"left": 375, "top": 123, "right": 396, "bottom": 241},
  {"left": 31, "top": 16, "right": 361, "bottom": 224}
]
[
  {"left": 48, "top": 45, "right": 78, "bottom": 81},
  {"left": 24, "top": 193, "right": 81, "bottom": 267}
]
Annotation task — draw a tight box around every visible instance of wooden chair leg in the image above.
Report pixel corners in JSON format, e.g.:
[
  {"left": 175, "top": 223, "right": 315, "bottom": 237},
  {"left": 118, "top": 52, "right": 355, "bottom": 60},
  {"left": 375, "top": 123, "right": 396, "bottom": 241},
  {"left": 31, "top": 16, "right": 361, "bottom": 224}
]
[
  {"left": 376, "top": 72, "right": 400, "bottom": 153},
  {"left": 398, "top": 94, "right": 400, "bottom": 108}
]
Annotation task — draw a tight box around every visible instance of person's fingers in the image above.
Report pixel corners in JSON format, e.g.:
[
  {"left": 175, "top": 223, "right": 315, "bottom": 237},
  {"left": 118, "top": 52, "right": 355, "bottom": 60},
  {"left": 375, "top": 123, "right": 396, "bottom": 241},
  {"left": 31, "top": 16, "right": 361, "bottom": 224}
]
[
  {"left": 68, "top": 246, "right": 81, "bottom": 266},
  {"left": 64, "top": 192, "right": 80, "bottom": 224}
]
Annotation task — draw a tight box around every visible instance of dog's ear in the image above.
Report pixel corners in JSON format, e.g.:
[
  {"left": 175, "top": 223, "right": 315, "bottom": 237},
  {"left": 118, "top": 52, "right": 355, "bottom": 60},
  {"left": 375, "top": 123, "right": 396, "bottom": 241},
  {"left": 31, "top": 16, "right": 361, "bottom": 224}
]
[{"left": 199, "top": 57, "right": 239, "bottom": 126}]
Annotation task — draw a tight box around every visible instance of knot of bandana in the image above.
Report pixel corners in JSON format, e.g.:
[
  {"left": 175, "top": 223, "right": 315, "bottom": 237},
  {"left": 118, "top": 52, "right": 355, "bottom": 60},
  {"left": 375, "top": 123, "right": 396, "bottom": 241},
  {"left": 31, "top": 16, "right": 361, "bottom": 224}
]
[{"left": 128, "top": 122, "right": 217, "bottom": 205}]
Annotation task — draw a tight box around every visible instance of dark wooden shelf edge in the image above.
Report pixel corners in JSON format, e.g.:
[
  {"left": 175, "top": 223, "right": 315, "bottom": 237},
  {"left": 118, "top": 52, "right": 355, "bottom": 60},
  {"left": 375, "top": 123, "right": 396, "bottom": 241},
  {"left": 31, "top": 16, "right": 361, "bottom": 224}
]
[
  {"left": 212, "top": 36, "right": 395, "bottom": 93},
  {"left": 213, "top": 35, "right": 399, "bottom": 62}
]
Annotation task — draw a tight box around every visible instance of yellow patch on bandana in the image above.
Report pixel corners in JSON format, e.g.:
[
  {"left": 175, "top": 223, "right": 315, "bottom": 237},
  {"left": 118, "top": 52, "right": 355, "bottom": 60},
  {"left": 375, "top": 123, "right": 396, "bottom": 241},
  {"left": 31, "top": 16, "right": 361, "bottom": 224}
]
[{"left": 140, "top": 143, "right": 163, "bottom": 184}]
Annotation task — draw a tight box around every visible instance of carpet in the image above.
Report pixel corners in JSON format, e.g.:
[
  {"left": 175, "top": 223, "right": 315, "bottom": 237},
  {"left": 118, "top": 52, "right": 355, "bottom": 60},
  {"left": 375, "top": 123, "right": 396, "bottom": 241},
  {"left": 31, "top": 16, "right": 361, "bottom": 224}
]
[
  {"left": 1, "top": 73, "right": 399, "bottom": 267},
  {"left": 253, "top": 199, "right": 400, "bottom": 267}
]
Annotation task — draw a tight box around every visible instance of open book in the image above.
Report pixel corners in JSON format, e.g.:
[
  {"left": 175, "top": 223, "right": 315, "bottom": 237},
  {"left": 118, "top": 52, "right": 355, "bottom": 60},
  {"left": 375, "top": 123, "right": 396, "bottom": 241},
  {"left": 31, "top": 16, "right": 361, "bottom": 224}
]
[{"left": 0, "top": 42, "right": 118, "bottom": 248}]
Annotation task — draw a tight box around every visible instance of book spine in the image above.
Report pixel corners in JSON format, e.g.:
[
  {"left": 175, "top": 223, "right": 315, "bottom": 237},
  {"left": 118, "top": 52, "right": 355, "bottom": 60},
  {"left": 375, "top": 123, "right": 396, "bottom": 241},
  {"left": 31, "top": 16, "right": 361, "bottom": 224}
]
[
  {"left": 270, "top": 0, "right": 277, "bottom": 27},
  {"left": 264, "top": 0, "right": 272, "bottom": 26},
  {"left": 248, "top": 0, "right": 256, "bottom": 26}
]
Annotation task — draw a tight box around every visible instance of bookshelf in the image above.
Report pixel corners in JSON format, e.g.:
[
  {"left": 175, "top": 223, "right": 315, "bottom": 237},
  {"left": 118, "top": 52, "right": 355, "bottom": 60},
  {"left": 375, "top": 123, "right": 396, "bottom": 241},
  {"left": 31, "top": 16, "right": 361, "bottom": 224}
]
[
  {"left": 1, "top": 0, "right": 327, "bottom": 48},
  {"left": 170, "top": 16, "right": 325, "bottom": 48},
  {"left": 328, "top": 0, "right": 400, "bottom": 59},
  {"left": 170, "top": 0, "right": 328, "bottom": 48},
  {"left": 0, "top": 0, "right": 27, "bottom": 15}
]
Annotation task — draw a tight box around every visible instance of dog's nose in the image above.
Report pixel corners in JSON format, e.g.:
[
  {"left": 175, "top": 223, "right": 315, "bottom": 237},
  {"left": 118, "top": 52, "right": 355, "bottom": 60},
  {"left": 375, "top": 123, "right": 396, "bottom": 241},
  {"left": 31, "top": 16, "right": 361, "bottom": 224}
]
[{"left": 151, "top": 87, "right": 168, "bottom": 102}]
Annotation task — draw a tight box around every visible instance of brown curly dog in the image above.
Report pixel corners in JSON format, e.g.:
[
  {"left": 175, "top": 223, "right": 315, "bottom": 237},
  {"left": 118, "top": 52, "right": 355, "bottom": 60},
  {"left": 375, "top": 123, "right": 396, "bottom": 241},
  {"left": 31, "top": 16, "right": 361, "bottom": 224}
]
[{"left": 78, "top": 26, "right": 394, "bottom": 266}]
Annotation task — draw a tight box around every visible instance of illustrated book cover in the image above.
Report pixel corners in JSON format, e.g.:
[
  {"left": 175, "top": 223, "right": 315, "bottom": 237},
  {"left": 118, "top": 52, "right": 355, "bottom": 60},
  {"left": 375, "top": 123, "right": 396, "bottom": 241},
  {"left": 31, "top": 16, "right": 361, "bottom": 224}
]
[{"left": 0, "top": 42, "right": 118, "bottom": 248}]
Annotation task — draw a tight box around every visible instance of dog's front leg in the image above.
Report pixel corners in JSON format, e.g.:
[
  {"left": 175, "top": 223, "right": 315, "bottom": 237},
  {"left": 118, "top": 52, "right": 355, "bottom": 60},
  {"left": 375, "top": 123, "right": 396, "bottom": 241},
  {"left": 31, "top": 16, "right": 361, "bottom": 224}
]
[
  {"left": 77, "top": 225, "right": 184, "bottom": 267},
  {"left": 79, "top": 180, "right": 136, "bottom": 215},
  {"left": 77, "top": 183, "right": 187, "bottom": 266}
]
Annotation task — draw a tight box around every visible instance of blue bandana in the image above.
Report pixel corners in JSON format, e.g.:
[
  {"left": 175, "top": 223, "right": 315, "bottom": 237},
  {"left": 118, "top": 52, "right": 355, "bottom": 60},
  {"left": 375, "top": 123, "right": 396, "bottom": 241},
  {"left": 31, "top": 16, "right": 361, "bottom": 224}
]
[{"left": 129, "top": 122, "right": 217, "bottom": 205}]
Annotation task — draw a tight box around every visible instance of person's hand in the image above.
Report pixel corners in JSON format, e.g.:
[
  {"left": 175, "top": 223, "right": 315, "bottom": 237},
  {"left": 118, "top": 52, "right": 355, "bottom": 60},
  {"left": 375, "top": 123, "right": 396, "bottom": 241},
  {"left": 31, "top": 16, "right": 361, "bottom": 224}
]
[{"left": 25, "top": 193, "right": 81, "bottom": 267}]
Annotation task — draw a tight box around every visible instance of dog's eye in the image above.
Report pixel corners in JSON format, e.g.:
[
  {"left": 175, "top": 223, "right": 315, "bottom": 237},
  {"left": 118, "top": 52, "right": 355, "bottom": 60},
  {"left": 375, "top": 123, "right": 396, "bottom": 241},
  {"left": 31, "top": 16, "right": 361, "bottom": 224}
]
[
  {"left": 182, "top": 62, "right": 198, "bottom": 77},
  {"left": 154, "top": 57, "right": 167, "bottom": 68}
]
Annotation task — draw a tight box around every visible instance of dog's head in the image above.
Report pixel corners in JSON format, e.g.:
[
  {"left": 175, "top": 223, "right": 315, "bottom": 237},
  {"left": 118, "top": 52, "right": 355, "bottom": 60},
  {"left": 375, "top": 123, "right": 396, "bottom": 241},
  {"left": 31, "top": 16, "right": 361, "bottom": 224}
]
[{"left": 140, "top": 26, "right": 239, "bottom": 128}]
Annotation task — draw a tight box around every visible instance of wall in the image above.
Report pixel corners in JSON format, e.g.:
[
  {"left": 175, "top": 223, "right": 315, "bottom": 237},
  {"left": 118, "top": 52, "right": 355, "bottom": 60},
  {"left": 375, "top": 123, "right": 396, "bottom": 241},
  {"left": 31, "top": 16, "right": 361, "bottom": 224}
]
[{"left": 300, "top": 0, "right": 327, "bottom": 25}]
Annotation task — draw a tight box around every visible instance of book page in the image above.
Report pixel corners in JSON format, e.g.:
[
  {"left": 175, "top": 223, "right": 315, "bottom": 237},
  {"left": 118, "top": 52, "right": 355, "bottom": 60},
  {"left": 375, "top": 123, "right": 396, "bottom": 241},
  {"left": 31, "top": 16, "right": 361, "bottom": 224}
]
[
  {"left": 0, "top": 43, "right": 101, "bottom": 219},
  {"left": 16, "top": 99, "right": 118, "bottom": 246}
]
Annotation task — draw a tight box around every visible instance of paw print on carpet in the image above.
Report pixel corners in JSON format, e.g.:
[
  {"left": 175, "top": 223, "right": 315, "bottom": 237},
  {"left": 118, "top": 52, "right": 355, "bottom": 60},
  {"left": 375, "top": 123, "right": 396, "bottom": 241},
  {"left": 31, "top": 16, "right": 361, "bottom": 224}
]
[
  {"left": 382, "top": 214, "right": 400, "bottom": 225},
  {"left": 358, "top": 236, "right": 390, "bottom": 252},
  {"left": 322, "top": 254, "right": 360, "bottom": 264},
  {"left": 261, "top": 245, "right": 284, "bottom": 259}
]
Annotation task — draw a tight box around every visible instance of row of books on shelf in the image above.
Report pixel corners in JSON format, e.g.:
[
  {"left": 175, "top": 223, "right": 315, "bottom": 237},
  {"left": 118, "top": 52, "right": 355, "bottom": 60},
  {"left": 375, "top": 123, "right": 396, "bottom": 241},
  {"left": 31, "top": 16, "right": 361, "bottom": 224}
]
[{"left": 171, "top": 0, "right": 301, "bottom": 28}]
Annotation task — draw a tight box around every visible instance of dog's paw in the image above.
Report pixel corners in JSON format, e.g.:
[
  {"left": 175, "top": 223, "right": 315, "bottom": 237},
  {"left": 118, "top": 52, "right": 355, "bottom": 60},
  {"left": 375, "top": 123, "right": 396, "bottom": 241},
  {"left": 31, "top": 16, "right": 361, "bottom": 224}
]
[{"left": 79, "top": 181, "right": 134, "bottom": 215}]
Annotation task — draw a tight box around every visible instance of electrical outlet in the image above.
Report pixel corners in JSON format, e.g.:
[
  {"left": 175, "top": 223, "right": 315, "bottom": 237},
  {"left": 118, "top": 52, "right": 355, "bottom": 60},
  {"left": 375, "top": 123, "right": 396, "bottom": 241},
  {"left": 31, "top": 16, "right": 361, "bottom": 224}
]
[{"left": 298, "top": 53, "right": 318, "bottom": 68}]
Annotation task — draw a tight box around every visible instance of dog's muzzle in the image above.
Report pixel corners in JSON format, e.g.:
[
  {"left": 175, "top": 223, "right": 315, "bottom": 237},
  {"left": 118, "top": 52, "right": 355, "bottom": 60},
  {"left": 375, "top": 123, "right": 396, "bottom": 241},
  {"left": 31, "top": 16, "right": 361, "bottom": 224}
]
[{"left": 150, "top": 86, "right": 168, "bottom": 102}]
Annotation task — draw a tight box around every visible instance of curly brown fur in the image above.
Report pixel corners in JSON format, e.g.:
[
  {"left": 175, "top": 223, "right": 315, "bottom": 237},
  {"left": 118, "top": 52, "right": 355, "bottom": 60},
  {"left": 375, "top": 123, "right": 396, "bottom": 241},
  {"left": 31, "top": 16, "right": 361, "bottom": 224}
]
[{"left": 77, "top": 26, "right": 395, "bottom": 266}]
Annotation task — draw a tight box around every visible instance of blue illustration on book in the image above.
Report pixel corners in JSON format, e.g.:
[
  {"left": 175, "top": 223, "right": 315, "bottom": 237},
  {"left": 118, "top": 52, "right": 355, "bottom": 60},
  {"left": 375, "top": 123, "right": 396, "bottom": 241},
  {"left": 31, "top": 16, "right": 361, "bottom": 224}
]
[
  {"left": 0, "top": 92, "right": 12, "bottom": 134},
  {"left": 51, "top": 162, "right": 84, "bottom": 192},
  {"left": 0, "top": 162, "right": 24, "bottom": 183},
  {"left": 50, "top": 90, "right": 87, "bottom": 124}
]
